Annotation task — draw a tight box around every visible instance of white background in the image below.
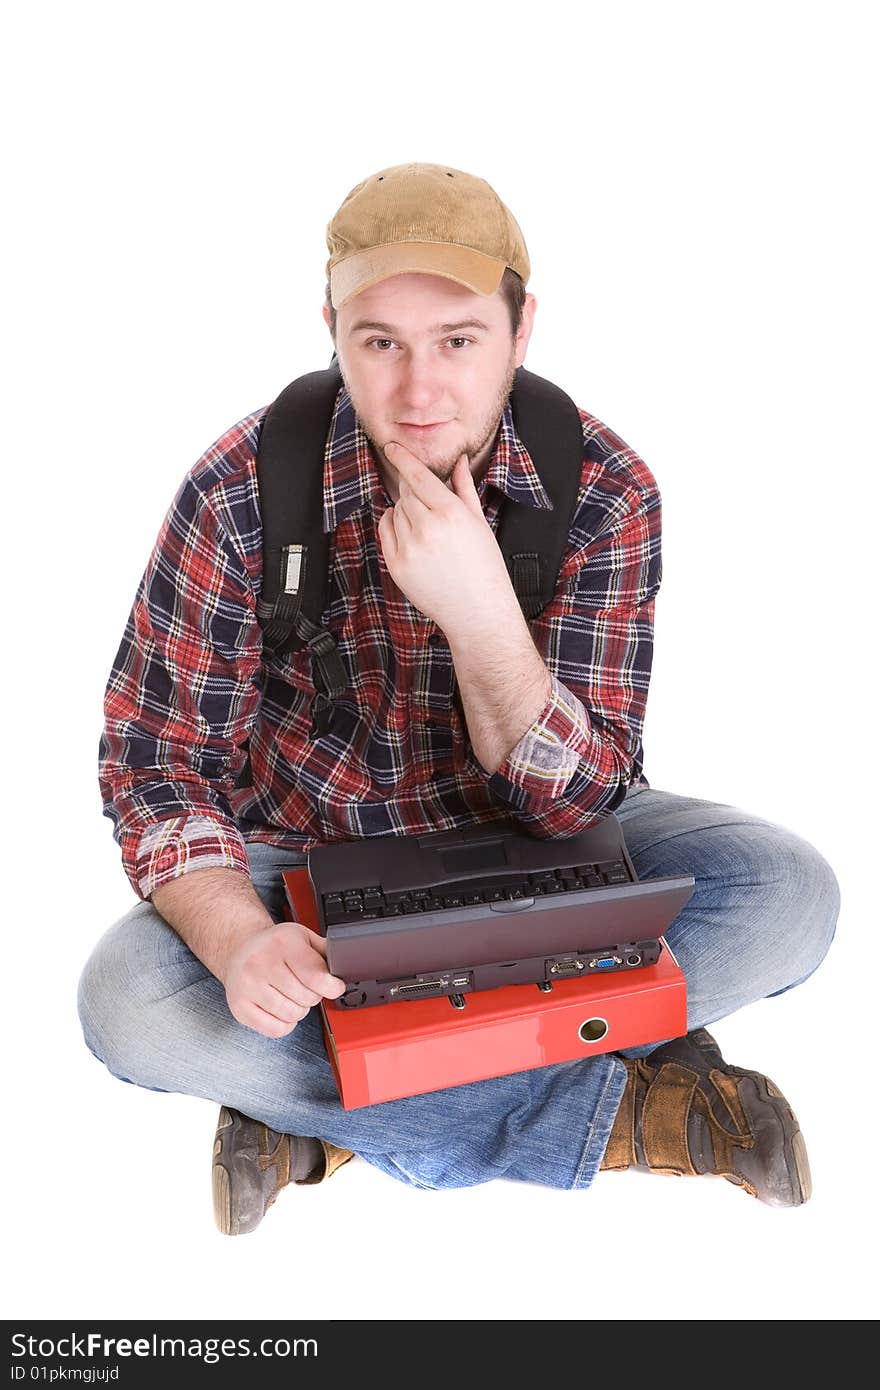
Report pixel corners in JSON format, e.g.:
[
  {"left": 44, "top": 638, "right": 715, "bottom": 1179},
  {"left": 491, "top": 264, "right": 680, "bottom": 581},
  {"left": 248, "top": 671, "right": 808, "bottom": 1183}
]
[{"left": 4, "top": 0, "right": 877, "bottom": 1324}]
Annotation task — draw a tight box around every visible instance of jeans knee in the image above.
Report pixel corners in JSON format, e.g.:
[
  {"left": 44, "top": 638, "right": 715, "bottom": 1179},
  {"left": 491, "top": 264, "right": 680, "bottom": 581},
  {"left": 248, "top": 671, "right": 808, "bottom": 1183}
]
[
  {"left": 767, "top": 832, "right": 840, "bottom": 992},
  {"left": 76, "top": 905, "right": 176, "bottom": 1085},
  {"left": 77, "top": 921, "right": 132, "bottom": 1077},
  {"left": 673, "top": 820, "right": 841, "bottom": 1025}
]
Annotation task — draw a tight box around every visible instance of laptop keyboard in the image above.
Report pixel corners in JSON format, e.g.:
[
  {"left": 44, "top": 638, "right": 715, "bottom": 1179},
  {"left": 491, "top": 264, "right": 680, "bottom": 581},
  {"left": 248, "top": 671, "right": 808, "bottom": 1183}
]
[{"left": 322, "top": 859, "right": 633, "bottom": 926}]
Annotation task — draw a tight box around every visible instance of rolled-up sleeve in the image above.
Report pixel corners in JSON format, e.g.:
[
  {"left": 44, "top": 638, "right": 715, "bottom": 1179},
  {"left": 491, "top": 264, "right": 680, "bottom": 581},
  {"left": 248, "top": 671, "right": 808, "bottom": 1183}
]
[
  {"left": 99, "top": 450, "right": 265, "bottom": 900},
  {"left": 486, "top": 450, "right": 662, "bottom": 836}
]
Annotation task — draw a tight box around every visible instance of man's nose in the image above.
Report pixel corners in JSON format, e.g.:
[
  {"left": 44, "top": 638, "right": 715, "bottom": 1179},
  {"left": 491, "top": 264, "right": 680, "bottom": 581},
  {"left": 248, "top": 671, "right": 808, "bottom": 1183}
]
[{"left": 397, "top": 355, "right": 447, "bottom": 410}]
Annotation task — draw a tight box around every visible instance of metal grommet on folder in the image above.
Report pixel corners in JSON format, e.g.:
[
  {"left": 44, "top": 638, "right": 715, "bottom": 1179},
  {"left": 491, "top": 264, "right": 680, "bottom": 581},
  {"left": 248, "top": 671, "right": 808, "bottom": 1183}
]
[{"left": 578, "top": 1017, "right": 609, "bottom": 1043}]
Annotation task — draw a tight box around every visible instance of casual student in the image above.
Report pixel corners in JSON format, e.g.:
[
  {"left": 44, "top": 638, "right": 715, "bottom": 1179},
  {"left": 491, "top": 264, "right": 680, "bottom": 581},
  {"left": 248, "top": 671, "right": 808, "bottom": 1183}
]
[{"left": 78, "top": 162, "right": 840, "bottom": 1234}]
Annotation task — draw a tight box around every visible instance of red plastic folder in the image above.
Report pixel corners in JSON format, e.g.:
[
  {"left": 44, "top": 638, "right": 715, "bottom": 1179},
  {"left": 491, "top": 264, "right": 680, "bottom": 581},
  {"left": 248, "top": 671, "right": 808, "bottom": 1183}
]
[{"left": 283, "top": 866, "right": 687, "bottom": 1110}]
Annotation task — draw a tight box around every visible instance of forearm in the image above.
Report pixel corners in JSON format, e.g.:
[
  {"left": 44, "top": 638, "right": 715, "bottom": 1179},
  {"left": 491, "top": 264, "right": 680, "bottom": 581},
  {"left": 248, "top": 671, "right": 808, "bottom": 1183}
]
[
  {"left": 446, "top": 599, "right": 552, "bottom": 776},
  {"left": 151, "top": 867, "right": 274, "bottom": 984}
]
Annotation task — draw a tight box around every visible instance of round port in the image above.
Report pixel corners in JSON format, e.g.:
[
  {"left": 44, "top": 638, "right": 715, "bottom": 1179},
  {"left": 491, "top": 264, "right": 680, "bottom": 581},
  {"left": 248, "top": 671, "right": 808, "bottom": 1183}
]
[
  {"left": 338, "top": 988, "right": 367, "bottom": 1008},
  {"left": 578, "top": 1017, "right": 609, "bottom": 1043},
  {"left": 626, "top": 954, "right": 642, "bottom": 966}
]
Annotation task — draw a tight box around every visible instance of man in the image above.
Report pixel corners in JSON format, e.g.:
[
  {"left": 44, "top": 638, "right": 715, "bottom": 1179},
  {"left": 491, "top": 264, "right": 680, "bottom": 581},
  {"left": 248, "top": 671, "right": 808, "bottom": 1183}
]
[{"left": 78, "top": 163, "right": 840, "bottom": 1235}]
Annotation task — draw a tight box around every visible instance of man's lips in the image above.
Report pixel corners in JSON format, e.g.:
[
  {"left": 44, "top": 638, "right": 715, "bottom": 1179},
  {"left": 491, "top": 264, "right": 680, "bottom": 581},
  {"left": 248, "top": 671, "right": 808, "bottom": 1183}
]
[{"left": 398, "top": 421, "right": 450, "bottom": 433}]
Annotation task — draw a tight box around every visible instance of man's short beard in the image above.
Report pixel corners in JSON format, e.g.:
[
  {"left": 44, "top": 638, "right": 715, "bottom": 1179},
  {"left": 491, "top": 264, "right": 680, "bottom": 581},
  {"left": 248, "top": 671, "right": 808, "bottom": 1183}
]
[{"left": 339, "top": 354, "right": 518, "bottom": 487}]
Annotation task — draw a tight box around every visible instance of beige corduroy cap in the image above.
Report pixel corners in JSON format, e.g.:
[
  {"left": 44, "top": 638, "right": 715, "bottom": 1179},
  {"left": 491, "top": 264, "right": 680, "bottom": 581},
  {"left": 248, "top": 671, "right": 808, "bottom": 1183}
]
[{"left": 326, "top": 162, "right": 530, "bottom": 310}]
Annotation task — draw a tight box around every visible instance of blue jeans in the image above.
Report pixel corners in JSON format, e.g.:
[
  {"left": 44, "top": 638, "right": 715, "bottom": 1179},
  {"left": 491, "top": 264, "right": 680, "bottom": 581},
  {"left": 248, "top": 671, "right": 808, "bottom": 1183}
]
[{"left": 76, "top": 784, "right": 840, "bottom": 1190}]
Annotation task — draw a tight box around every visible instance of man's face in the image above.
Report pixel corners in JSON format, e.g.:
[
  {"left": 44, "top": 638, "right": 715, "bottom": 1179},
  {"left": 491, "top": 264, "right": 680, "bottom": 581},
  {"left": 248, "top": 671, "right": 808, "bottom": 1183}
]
[{"left": 324, "top": 273, "right": 536, "bottom": 499}]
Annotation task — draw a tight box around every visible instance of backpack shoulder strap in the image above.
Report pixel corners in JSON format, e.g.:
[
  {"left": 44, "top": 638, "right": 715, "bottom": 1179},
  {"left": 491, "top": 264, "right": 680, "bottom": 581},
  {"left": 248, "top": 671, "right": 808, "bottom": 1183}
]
[
  {"left": 256, "top": 355, "right": 347, "bottom": 735},
  {"left": 498, "top": 366, "right": 585, "bottom": 617}
]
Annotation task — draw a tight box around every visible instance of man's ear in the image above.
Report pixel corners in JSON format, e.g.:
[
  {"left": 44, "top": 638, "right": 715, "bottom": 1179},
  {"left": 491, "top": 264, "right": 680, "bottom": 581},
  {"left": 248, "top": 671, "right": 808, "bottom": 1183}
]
[{"left": 514, "top": 293, "right": 537, "bottom": 369}]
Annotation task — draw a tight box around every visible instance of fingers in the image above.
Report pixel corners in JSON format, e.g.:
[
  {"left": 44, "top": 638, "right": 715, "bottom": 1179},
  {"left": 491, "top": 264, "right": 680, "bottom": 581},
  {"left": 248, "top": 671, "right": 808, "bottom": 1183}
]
[
  {"left": 282, "top": 944, "right": 346, "bottom": 1000},
  {"left": 233, "top": 962, "right": 347, "bottom": 1039},
  {"left": 397, "top": 474, "right": 429, "bottom": 511},
  {"left": 391, "top": 497, "right": 414, "bottom": 538},
  {"left": 377, "top": 506, "right": 397, "bottom": 562},
  {"left": 239, "top": 1000, "right": 304, "bottom": 1039},
  {"left": 384, "top": 441, "right": 455, "bottom": 509},
  {"left": 265, "top": 976, "right": 322, "bottom": 1014},
  {"left": 225, "top": 923, "right": 347, "bottom": 1040},
  {"left": 262, "top": 981, "right": 314, "bottom": 1020}
]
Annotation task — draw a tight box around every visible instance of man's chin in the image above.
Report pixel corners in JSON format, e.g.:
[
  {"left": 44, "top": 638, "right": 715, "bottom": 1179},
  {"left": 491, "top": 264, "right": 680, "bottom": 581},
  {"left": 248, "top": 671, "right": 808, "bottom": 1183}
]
[
  {"left": 430, "top": 461, "right": 457, "bottom": 485},
  {"left": 384, "top": 441, "right": 458, "bottom": 481}
]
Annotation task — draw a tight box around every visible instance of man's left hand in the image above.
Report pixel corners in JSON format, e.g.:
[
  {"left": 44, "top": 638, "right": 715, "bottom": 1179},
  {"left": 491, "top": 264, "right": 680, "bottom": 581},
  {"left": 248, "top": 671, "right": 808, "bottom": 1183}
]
[{"left": 377, "top": 441, "right": 516, "bottom": 636}]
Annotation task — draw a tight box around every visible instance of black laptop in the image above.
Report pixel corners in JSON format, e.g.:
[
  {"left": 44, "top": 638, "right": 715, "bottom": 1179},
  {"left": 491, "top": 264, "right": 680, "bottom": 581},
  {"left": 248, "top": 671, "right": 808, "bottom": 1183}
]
[{"left": 306, "top": 816, "right": 694, "bottom": 1009}]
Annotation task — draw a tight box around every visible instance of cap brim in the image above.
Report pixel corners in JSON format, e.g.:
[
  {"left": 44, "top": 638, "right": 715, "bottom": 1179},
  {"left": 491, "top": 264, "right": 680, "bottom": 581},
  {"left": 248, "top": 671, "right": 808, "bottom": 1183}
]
[{"left": 330, "top": 241, "right": 507, "bottom": 309}]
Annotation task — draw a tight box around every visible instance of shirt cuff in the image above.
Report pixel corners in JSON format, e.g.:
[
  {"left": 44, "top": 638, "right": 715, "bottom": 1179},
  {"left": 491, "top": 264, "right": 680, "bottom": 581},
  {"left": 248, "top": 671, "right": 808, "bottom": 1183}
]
[
  {"left": 486, "top": 672, "right": 589, "bottom": 812},
  {"left": 135, "top": 815, "right": 251, "bottom": 899}
]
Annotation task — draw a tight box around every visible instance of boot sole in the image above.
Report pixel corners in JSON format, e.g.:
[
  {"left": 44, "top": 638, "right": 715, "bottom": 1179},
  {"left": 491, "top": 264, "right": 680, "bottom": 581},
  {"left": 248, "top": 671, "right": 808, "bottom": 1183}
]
[
  {"left": 212, "top": 1106, "right": 303, "bottom": 1236},
  {"left": 726, "top": 1068, "right": 812, "bottom": 1207},
  {"left": 213, "top": 1160, "right": 234, "bottom": 1235},
  {"left": 213, "top": 1106, "right": 237, "bottom": 1235}
]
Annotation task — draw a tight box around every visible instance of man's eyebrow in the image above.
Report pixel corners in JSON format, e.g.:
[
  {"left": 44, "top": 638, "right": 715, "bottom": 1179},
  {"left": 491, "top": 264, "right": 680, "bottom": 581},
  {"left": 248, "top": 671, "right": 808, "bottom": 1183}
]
[{"left": 348, "top": 318, "right": 492, "bottom": 335}]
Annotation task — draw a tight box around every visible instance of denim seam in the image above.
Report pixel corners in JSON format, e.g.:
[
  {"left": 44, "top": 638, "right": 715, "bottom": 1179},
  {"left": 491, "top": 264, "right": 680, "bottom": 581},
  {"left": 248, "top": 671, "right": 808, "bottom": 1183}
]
[{"left": 572, "top": 1055, "right": 628, "bottom": 1189}]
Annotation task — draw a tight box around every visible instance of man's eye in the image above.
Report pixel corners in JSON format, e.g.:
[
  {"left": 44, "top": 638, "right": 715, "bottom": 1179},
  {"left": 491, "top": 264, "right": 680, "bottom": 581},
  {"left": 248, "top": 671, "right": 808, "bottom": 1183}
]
[{"left": 365, "top": 338, "right": 472, "bottom": 351}]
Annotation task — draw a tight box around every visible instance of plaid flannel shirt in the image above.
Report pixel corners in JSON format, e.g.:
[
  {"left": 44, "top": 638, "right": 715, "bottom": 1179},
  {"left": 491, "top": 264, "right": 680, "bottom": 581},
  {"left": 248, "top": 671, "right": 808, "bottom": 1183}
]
[{"left": 100, "top": 380, "right": 662, "bottom": 900}]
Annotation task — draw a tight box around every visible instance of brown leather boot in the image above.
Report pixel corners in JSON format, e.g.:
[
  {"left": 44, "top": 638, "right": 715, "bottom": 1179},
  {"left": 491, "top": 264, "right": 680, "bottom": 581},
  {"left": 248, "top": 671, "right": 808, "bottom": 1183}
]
[
  {"left": 212, "top": 1106, "right": 354, "bottom": 1235},
  {"left": 600, "top": 1028, "right": 811, "bottom": 1207}
]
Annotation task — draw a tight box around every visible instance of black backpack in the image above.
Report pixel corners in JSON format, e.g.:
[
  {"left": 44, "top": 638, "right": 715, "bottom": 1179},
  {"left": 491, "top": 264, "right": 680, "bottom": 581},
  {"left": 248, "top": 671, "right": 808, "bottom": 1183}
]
[{"left": 254, "top": 354, "right": 585, "bottom": 740}]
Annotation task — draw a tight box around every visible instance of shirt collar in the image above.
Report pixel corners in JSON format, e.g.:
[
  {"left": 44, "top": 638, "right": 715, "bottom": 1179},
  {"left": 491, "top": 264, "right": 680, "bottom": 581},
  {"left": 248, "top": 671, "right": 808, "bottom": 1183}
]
[{"left": 322, "top": 384, "right": 554, "bottom": 533}]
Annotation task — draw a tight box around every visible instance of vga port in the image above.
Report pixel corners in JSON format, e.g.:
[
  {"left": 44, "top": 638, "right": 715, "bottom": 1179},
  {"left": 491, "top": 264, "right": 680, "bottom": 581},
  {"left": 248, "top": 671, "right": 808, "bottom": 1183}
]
[{"left": 589, "top": 955, "right": 622, "bottom": 970}]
